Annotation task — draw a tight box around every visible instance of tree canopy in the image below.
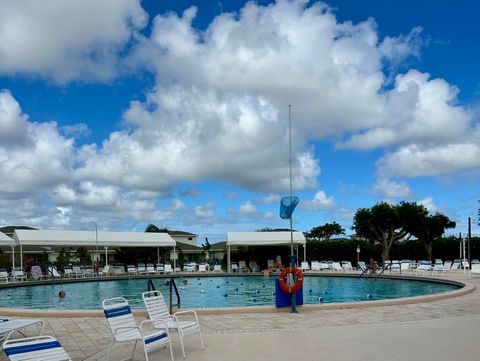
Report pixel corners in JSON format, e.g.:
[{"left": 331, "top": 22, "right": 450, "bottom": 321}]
[
  {"left": 352, "top": 201, "right": 428, "bottom": 262},
  {"left": 307, "top": 222, "right": 345, "bottom": 241}
]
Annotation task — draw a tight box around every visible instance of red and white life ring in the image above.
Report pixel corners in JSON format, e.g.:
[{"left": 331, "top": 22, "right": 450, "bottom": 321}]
[{"left": 278, "top": 267, "right": 304, "bottom": 294}]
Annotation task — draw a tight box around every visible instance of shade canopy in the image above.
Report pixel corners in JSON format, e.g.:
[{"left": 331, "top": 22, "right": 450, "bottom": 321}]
[
  {"left": 13, "top": 230, "right": 176, "bottom": 248},
  {"left": 0, "top": 232, "right": 14, "bottom": 246},
  {"left": 226, "top": 231, "right": 306, "bottom": 246}
]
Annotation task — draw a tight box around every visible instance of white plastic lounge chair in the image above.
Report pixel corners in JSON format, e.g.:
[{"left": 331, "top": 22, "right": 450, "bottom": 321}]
[
  {"left": 434, "top": 260, "right": 452, "bottom": 277},
  {"left": 184, "top": 263, "right": 196, "bottom": 272},
  {"left": 143, "top": 290, "right": 204, "bottom": 358},
  {"left": 113, "top": 265, "right": 125, "bottom": 276},
  {"left": 310, "top": 261, "right": 320, "bottom": 272},
  {"left": 400, "top": 260, "right": 411, "bottom": 273},
  {"left": 103, "top": 297, "right": 173, "bottom": 361},
  {"left": 127, "top": 265, "right": 138, "bottom": 275},
  {"left": 415, "top": 261, "right": 433, "bottom": 275},
  {"left": 300, "top": 261, "right": 310, "bottom": 272},
  {"left": 341, "top": 261, "right": 353, "bottom": 272},
  {"left": 450, "top": 259, "right": 462, "bottom": 271},
  {"left": 198, "top": 264, "right": 207, "bottom": 273},
  {"left": 0, "top": 318, "right": 44, "bottom": 344},
  {"left": 230, "top": 263, "right": 239, "bottom": 273},
  {"left": 156, "top": 264, "right": 165, "bottom": 274},
  {"left": 471, "top": 263, "right": 480, "bottom": 275},
  {"left": 331, "top": 262, "right": 343, "bottom": 272},
  {"left": 267, "top": 259, "right": 274, "bottom": 269},
  {"left": 71, "top": 265, "right": 84, "bottom": 278},
  {"left": 319, "top": 261, "right": 329, "bottom": 271},
  {"left": 0, "top": 269, "right": 8, "bottom": 283},
  {"left": 63, "top": 266, "right": 74, "bottom": 278},
  {"left": 146, "top": 264, "right": 156, "bottom": 274},
  {"left": 9, "top": 269, "right": 26, "bottom": 282},
  {"left": 138, "top": 264, "right": 147, "bottom": 274},
  {"left": 164, "top": 264, "right": 173, "bottom": 274},
  {"left": 3, "top": 335, "right": 71, "bottom": 361},
  {"left": 213, "top": 265, "right": 222, "bottom": 272},
  {"left": 102, "top": 265, "right": 113, "bottom": 276}
]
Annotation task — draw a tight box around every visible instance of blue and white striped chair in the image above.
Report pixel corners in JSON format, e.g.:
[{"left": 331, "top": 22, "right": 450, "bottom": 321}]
[
  {"left": 103, "top": 297, "right": 174, "bottom": 361},
  {"left": 3, "top": 335, "right": 72, "bottom": 361},
  {"left": 142, "top": 291, "right": 204, "bottom": 359}
]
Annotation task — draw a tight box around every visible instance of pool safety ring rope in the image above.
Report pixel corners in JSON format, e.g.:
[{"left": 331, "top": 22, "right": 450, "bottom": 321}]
[{"left": 278, "top": 267, "right": 304, "bottom": 294}]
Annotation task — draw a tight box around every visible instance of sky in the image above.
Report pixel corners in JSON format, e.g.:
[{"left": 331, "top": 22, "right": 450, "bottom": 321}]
[{"left": 0, "top": 0, "right": 479, "bottom": 244}]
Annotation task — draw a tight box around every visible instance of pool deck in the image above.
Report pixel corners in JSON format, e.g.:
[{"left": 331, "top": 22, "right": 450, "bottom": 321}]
[{"left": 1, "top": 272, "right": 480, "bottom": 361}]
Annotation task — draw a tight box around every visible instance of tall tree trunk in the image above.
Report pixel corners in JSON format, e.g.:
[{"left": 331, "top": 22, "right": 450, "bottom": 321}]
[{"left": 425, "top": 242, "right": 433, "bottom": 262}]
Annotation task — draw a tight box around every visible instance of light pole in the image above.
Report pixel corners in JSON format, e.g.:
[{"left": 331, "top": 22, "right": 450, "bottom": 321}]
[
  {"left": 356, "top": 245, "right": 360, "bottom": 265},
  {"left": 90, "top": 222, "right": 98, "bottom": 262}
]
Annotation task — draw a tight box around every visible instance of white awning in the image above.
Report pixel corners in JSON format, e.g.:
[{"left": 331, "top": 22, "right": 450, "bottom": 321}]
[
  {"left": 226, "top": 231, "right": 306, "bottom": 246},
  {"left": 0, "top": 232, "right": 14, "bottom": 246},
  {"left": 13, "top": 230, "right": 176, "bottom": 247}
]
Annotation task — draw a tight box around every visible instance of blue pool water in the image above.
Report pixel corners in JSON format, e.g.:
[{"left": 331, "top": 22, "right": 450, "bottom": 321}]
[{"left": 0, "top": 276, "right": 459, "bottom": 310}]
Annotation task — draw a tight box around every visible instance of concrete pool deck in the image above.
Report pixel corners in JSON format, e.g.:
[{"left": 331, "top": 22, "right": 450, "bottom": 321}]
[{"left": 1, "top": 272, "right": 479, "bottom": 360}]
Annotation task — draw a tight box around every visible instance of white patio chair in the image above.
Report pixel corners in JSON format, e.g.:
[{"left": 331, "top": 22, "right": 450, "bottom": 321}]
[
  {"left": 230, "top": 263, "right": 239, "bottom": 273},
  {"left": 103, "top": 297, "right": 173, "bottom": 361},
  {"left": 400, "top": 260, "right": 411, "bottom": 273},
  {"left": 3, "top": 335, "right": 71, "bottom": 361},
  {"left": 164, "top": 264, "right": 173, "bottom": 274},
  {"left": 198, "top": 264, "right": 207, "bottom": 273},
  {"left": 102, "top": 265, "right": 113, "bottom": 276},
  {"left": 319, "top": 261, "right": 329, "bottom": 271},
  {"left": 341, "top": 261, "right": 353, "bottom": 272},
  {"left": 471, "top": 263, "right": 480, "bottom": 275},
  {"left": 331, "top": 261, "right": 343, "bottom": 272},
  {"left": 415, "top": 261, "right": 433, "bottom": 275},
  {"left": 72, "top": 265, "right": 84, "bottom": 277},
  {"left": 0, "top": 318, "right": 44, "bottom": 344},
  {"left": 0, "top": 268, "right": 8, "bottom": 283},
  {"left": 450, "top": 259, "right": 462, "bottom": 271},
  {"left": 310, "top": 261, "right": 320, "bottom": 271},
  {"left": 144, "top": 264, "right": 154, "bottom": 274},
  {"left": 434, "top": 260, "right": 452, "bottom": 277},
  {"left": 127, "top": 265, "right": 138, "bottom": 275},
  {"left": 300, "top": 261, "right": 310, "bottom": 271},
  {"left": 267, "top": 259, "right": 274, "bottom": 269},
  {"left": 113, "top": 265, "right": 125, "bottom": 276},
  {"left": 63, "top": 265, "right": 74, "bottom": 278},
  {"left": 143, "top": 290, "right": 204, "bottom": 358},
  {"left": 213, "top": 265, "right": 222, "bottom": 272},
  {"left": 156, "top": 264, "right": 165, "bottom": 274},
  {"left": 138, "top": 264, "right": 148, "bottom": 274},
  {"left": 9, "top": 269, "right": 27, "bottom": 282}
]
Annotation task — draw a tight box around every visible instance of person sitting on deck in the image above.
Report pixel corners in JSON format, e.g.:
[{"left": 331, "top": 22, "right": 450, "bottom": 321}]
[{"left": 368, "top": 258, "right": 378, "bottom": 274}]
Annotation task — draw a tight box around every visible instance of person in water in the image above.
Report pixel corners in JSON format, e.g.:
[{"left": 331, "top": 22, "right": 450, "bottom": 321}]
[{"left": 58, "top": 290, "right": 66, "bottom": 298}]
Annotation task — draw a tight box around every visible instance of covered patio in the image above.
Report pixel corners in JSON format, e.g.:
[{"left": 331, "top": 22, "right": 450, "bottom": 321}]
[
  {"left": 226, "top": 231, "right": 306, "bottom": 273},
  {"left": 12, "top": 229, "right": 176, "bottom": 270}
]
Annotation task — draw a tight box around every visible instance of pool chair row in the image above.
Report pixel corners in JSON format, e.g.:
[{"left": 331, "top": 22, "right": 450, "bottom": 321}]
[
  {"left": 306, "top": 260, "right": 355, "bottom": 272},
  {"left": 103, "top": 290, "right": 204, "bottom": 361},
  {"left": 230, "top": 261, "right": 257, "bottom": 272},
  {"left": 0, "top": 265, "right": 67, "bottom": 282}
]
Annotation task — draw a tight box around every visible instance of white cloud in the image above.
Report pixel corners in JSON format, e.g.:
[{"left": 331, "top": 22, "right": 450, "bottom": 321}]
[
  {"left": 418, "top": 197, "right": 437, "bottom": 213},
  {"left": 261, "top": 194, "right": 280, "bottom": 204},
  {"left": 302, "top": 190, "right": 336, "bottom": 210},
  {"left": 0, "top": 90, "right": 74, "bottom": 196},
  {"left": 374, "top": 179, "right": 411, "bottom": 198},
  {"left": 77, "top": 87, "right": 320, "bottom": 193},
  {"left": 238, "top": 201, "right": 257, "bottom": 216},
  {"left": 0, "top": 0, "right": 147, "bottom": 83}
]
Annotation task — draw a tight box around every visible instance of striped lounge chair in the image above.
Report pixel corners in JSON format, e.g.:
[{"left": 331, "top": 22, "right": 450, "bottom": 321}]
[{"left": 3, "top": 335, "right": 72, "bottom": 361}]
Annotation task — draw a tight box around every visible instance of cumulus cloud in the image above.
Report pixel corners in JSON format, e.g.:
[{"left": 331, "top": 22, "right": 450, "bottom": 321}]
[
  {"left": 0, "top": 90, "right": 74, "bottom": 196},
  {"left": 374, "top": 179, "right": 411, "bottom": 198},
  {"left": 302, "top": 190, "right": 336, "bottom": 210},
  {"left": 0, "top": 0, "right": 147, "bottom": 83},
  {"left": 418, "top": 197, "right": 437, "bottom": 213},
  {"left": 238, "top": 201, "right": 257, "bottom": 216},
  {"left": 76, "top": 87, "right": 320, "bottom": 193}
]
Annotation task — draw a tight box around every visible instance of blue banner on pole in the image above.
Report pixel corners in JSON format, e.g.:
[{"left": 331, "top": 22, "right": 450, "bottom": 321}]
[{"left": 279, "top": 196, "right": 299, "bottom": 219}]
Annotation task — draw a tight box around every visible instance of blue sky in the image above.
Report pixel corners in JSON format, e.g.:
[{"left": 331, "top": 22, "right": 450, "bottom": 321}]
[{"left": 0, "top": 0, "right": 479, "bottom": 244}]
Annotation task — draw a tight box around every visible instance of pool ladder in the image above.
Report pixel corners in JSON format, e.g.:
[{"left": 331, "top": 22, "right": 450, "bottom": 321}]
[{"left": 146, "top": 276, "right": 181, "bottom": 313}]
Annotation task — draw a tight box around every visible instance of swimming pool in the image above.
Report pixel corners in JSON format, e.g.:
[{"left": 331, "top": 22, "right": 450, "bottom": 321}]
[{"left": 0, "top": 275, "right": 460, "bottom": 310}]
